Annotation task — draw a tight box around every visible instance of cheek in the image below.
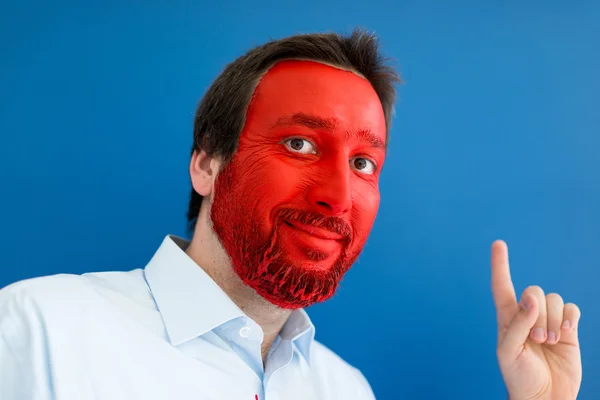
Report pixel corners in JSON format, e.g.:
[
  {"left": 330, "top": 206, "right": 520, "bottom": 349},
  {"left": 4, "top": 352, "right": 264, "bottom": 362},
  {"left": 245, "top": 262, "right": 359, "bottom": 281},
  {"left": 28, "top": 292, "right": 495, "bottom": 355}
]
[
  {"left": 351, "top": 184, "right": 380, "bottom": 237},
  {"left": 233, "top": 152, "right": 311, "bottom": 219}
]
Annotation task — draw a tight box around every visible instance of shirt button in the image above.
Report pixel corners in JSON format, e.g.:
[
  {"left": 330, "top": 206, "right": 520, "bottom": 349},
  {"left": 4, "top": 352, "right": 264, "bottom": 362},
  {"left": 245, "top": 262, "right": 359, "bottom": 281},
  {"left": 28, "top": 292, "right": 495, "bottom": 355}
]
[{"left": 239, "top": 326, "right": 251, "bottom": 338}]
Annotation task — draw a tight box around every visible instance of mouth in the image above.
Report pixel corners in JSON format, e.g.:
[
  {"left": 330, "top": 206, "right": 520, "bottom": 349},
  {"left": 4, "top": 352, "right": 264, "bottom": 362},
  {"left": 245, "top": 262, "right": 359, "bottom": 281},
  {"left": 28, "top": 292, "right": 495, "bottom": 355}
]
[{"left": 283, "top": 220, "right": 345, "bottom": 241}]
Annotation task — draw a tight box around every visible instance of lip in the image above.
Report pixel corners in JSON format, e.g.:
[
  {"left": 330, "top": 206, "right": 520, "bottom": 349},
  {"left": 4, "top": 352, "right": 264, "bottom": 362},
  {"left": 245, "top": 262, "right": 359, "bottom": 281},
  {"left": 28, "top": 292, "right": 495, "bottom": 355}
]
[{"left": 283, "top": 220, "right": 344, "bottom": 240}]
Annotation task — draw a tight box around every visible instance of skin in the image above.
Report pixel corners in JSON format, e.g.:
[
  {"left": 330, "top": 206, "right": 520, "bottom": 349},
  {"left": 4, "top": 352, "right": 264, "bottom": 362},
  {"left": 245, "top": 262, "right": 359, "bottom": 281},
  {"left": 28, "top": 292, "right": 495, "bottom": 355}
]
[
  {"left": 492, "top": 240, "right": 582, "bottom": 399},
  {"left": 209, "top": 61, "right": 385, "bottom": 310},
  {"left": 187, "top": 60, "right": 583, "bottom": 397}
]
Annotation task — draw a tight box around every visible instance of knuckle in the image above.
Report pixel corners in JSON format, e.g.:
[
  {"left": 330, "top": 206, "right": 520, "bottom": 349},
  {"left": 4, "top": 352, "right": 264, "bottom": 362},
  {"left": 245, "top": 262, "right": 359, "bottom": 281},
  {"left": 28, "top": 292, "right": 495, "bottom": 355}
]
[
  {"left": 566, "top": 302, "right": 581, "bottom": 317},
  {"left": 546, "top": 293, "right": 564, "bottom": 304},
  {"left": 524, "top": 285, "right": 544, "bottom": 297}
]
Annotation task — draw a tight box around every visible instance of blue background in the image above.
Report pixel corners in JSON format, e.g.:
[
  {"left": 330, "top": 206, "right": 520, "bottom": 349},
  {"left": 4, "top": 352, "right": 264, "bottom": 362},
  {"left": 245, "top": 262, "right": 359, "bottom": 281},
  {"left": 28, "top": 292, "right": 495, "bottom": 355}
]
[{"left": 1, "top": 1, "right": 599, "bottom": 399}]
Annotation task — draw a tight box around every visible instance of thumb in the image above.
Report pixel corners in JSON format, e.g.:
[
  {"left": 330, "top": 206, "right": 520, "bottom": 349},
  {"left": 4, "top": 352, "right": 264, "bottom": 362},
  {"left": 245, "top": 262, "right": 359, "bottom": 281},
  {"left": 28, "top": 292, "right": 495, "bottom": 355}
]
[{"left": 498, "top": 294, "right": 539, "bottom": 360}]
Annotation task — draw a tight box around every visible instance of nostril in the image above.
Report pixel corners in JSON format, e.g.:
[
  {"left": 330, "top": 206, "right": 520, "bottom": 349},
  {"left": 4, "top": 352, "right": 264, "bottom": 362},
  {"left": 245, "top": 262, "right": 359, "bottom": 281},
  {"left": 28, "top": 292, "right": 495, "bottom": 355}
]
[{"left": 316, "top": 201, "right": 330, "bottom": 209}]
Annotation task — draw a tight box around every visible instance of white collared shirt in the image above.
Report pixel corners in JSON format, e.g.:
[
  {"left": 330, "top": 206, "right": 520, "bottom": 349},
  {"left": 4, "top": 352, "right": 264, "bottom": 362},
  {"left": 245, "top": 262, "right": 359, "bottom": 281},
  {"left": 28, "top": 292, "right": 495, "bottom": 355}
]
[{"left": 0, "top": 235, "right": 375, "bottom": 399}]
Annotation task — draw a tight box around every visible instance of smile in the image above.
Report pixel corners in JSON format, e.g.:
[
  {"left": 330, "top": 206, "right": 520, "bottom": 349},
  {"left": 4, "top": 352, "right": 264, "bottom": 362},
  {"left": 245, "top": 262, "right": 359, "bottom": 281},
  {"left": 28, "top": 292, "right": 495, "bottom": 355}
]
[{"left": 283, "top": 220, "right": 344, "bottom": 241}]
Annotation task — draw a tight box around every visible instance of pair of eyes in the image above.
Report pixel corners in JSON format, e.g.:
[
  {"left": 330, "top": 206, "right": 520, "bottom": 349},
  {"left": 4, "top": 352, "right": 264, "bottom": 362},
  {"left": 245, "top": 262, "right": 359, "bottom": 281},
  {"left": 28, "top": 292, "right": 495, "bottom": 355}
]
[{"left": 284, "top": 137, "right": 377, "bottom": 175}]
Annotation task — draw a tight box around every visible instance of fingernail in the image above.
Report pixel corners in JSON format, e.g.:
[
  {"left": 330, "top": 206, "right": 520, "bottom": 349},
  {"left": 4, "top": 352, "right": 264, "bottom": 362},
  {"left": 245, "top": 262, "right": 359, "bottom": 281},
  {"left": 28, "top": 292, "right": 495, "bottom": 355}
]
[
  {"left": 521, "top": 296, "right": 532, "bottom": 311},
  {"left": 547, "top": 331, "right": 556, "bottom": 343},
  {"left": 532, "top": 327, "right": 545, "bottom": 341},
  {"left": 562, "top": 320, "right": 571, "bottom": 330}
]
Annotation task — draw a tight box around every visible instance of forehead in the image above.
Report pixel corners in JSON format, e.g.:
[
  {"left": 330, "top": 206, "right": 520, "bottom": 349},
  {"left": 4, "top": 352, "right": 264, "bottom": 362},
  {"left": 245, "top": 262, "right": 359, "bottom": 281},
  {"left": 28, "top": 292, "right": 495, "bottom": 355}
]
[{"left": 245, "top": 60, "right": 386, "bottom": 138}]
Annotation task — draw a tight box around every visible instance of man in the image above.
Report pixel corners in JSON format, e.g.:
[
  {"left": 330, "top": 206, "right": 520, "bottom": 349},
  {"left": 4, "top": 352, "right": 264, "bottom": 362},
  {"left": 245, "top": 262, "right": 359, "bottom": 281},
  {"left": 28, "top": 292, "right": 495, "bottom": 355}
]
[{"left": 0, "top": 29, "right": 582, "bottom": 399}]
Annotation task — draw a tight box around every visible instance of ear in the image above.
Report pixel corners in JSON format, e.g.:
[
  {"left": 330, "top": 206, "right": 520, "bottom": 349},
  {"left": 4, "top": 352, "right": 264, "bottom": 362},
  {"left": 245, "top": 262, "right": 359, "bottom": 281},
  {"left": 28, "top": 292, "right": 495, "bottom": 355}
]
[{"left": 190, "top": 149, "right": 220, "bottom": 197}]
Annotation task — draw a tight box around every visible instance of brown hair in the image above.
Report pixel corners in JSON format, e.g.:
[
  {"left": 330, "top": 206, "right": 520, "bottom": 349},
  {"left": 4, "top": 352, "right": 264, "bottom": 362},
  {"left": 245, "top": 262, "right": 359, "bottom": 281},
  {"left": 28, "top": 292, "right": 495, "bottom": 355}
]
[{"left": 187, "top": 28, "right": 401, "bottom": 233}]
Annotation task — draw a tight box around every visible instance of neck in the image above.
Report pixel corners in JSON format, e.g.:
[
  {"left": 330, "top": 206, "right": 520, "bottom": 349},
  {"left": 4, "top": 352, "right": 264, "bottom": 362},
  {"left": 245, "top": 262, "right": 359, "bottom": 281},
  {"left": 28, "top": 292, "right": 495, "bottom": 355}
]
[{"left": 185, "top": 219, "right": 293, "bottom": 364}]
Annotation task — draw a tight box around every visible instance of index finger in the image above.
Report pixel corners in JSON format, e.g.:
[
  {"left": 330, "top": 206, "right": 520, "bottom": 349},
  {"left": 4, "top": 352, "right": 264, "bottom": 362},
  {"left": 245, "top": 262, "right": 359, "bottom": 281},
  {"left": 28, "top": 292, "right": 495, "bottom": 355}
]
[{"left": 491, "top": 240, "right": 518, "bottom": 327}]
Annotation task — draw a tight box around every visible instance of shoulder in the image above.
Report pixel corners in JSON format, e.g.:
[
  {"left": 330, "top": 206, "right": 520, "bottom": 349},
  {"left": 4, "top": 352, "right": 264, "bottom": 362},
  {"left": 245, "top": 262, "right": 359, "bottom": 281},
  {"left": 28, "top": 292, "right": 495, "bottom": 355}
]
[
  {"left": 0, "top": 269, "right": 150, "bottom": 327},
  {"left": 309, "top": 339, "right": 376, "bottom": 399},
  {"left": 0, "top": 273, "right": 89, "bottom": 315}
]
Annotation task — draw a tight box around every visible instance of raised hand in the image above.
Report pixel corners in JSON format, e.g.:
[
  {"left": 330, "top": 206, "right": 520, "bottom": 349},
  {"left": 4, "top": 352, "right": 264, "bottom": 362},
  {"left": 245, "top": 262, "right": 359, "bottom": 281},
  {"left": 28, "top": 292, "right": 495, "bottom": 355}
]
[{"left": 491, "top": 240, "right": 582, "bottom": 400}]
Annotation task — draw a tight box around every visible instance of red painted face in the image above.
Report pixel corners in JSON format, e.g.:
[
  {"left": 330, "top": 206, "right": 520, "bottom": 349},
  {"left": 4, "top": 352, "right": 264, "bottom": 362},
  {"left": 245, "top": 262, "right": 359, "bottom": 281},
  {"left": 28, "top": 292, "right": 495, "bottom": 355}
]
[{"left": 211, "top": 60, "right": 387, "bottom": 309}]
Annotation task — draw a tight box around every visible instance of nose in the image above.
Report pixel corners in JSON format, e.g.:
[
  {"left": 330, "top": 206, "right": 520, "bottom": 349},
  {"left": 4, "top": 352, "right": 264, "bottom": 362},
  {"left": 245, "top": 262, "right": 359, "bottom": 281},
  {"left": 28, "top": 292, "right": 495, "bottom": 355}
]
[{"left": 306, "top": 162, "right": 352, "bottom": 216}]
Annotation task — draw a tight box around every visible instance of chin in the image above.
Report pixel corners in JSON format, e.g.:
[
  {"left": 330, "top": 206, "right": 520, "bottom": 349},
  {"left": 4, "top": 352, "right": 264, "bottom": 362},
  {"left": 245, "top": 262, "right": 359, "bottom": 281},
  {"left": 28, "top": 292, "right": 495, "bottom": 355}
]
[{"left": 296, "top": 259, "right": 336, "bottom": 273}]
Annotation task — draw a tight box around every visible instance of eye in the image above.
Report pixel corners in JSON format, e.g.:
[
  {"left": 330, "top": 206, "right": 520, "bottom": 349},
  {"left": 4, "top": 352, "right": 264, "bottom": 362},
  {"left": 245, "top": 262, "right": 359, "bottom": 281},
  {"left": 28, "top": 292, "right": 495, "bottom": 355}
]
[
  {"left": 284, "top": 138, "right": 317, "bottom": 155},
  {"left": 351, "top": 157, "right": 376, "bottom": 175}
]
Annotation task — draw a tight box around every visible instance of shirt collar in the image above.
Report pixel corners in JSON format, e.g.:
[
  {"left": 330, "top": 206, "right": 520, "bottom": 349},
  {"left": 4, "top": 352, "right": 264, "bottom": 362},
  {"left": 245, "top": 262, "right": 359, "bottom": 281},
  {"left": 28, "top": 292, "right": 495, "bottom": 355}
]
[
  {"left": 281, "top": 308, "right": 316, "bottom": 365},
  {"left": 143, "top": 235, "right": 245, "bottom": 346},
  {"left": 143, "top": 235, "right": 316, "bottom": 364}
]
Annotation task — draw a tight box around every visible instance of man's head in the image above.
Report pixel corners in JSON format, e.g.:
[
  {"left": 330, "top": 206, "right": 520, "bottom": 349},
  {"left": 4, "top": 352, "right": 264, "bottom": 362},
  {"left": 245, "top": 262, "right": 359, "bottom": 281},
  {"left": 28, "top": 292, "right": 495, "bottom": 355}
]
[{"left": 188, "top": 29, "right": 401, "bottom": 309}]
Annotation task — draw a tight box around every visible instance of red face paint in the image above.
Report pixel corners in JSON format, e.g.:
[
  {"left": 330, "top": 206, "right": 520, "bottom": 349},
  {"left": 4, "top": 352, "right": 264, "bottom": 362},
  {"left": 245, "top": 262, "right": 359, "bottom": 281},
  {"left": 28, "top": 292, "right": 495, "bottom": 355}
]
[{"left": 211, "top": 60, "right": 386, "bottom": 309}]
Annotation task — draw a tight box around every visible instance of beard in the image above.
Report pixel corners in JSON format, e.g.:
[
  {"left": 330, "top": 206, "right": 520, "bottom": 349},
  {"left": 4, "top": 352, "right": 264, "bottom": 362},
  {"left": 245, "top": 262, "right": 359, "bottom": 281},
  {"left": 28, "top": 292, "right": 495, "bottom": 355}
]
[{"left": 209, "top": 160, "right": 361, "bottom": 309}]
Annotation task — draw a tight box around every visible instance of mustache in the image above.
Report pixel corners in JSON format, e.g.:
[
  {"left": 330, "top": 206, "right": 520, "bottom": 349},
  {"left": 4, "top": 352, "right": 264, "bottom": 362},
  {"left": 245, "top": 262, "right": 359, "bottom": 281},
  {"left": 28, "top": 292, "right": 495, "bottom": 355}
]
[{"left": 275, "top": 207, "right": 353, "bottom": 242}]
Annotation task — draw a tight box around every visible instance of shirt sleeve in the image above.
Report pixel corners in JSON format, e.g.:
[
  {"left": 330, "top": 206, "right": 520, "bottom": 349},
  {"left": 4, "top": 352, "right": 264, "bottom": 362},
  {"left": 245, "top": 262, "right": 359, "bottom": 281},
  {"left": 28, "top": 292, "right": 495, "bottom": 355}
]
[{"left": 0, "top": 284, "right": 52, "bottom": 400}]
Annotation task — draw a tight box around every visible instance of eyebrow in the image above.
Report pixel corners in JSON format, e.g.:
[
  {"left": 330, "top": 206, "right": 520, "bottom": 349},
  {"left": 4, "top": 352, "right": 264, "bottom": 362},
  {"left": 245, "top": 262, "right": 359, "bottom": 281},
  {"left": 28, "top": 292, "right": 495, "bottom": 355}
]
[
  {"left": 272, "top": 113, "right": 336, "bottom": 131},
  {"left": 272, "top": 112, "right": 386, "bottom": 150},
  {"left": 345, "top": 129, "right": 386, "bottom": 150}
]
